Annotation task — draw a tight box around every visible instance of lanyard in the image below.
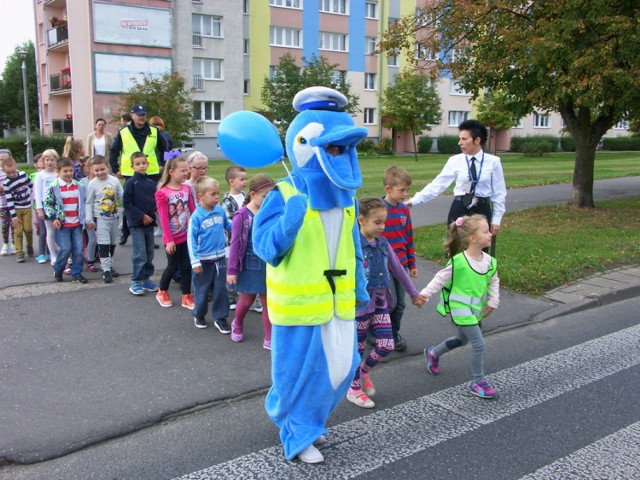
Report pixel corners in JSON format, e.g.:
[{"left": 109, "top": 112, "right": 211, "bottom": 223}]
[{"left": 466, "top": 152, "right": 484, "bottom": 192}]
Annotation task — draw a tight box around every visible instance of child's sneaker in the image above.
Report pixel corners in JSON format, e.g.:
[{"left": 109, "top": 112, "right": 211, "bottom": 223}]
[
  {"left": 141, "top": 281, "right": 158, "bottom": 291},
  {"left": 86, "top": 263, "right": 98, "bottom": 272},
  {"left": 424, "top": 346, "right": 440, "bottom": 375},
  {"left": 72, "top": 274, "right": 88, "bottom": 284},
  {"left": 103, "top": 270, "right": 113, "bottom": 283},
  {"left": 111, "top": 269, "right": 121, "bottom": 278},
  {"left": 214, "top": 318, "right": 231, "bottom": 334},
  {"left": 16, "top": 253, "right": 25, "bottom": 263},
  {"left": 129, "top": 283, "right": 145, "bottom": 296},
  {"left": 156, "top": 290, "right": 173, "bottom": 307},
  {"left": 361, "top": 373, "right": 376, "bottom": 397},
  {"left": 230, "top": 320, "right": 243, "bottom": 342},
  {"left": 0, "top": 244, "right": 8, "bottom": 256},
  {"left": 9, "top": 244, "right": 16, "bottom": 255},
  {"left": 346, "top": 388, "right": 375, "bottom": 409},
  {"left": 469, "top": 380, "right": 497, "bottom": 399},
  {"left": 35, "top": 254, "right": 47, "bottom": 264},
  {"left": 194, "top": 317, "right": 207, "bottom": 329},
  {"left": 263, "top": 339, "right": 271, "bottom": 351},
  {"left": 26, "top": 246, "right": 34, "bottom": 256},
  {"left": 181, "top": 294, "right": 195, "bottom": 310},
  {"left": 63, "top": 266, "right": 72, "bottom": 275},
  {"left": 53, "top": 270, "right": 63, "bottom": 282}
]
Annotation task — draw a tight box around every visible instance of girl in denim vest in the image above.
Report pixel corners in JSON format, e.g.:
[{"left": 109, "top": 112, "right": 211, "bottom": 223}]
[{"left": 347, "top": 197, "right": 425, "bottom": 409}]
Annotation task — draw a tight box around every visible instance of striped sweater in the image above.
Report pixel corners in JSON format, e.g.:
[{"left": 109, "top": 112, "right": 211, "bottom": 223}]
[
  {"left": 2, "top": 170, "right": 33, "bottom": 218},
  {"left": 381, "top": 198, "right": 416, "bottom": 270}
]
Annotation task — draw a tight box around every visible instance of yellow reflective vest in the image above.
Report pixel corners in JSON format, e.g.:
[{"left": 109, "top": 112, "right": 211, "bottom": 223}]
[
  {"left": 437, "top": 252, "right": 497, "bottom": 326},
  {"left": 119, "top": 125, "right": 160, "bottom": 176},
  {"left": 266, "top": 181, "right": 356, "bottom": 326}
]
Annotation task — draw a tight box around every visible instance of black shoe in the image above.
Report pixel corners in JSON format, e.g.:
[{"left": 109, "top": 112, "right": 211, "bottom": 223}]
[
  {"left": 394, "top": 334, "right": 408, "bottom": 352},
  {"left": 27, "top": 247, "right": 34, "bottom": 256},
  {"left": 72, "top": 274, "right": 88, "bottom": 284},
  {"left": 54, "top": 271, "right": 63, "bottom": 282},
  {"left": 154, "top": 243, "right": 159, "bottom": 249},
  {"left": 118, "top": 234, "right": 129, "bottom": 246},
  {"left": 103, "top": 270, "right": 113, "bottom": 283},
  {"left": 110, "top": 269, "right": 120, "bottom": 278},
  {"left": 194, "top": 317, "right": 207, "bottom": 329},
  {"left": 214, "top": 318, "right": 231, "bottom": 334}
]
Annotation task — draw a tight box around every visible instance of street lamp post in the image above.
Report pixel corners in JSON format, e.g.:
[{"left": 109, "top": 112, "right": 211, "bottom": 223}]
[{"left": 18, "top": 50, "right": 33, "bottom": 166}]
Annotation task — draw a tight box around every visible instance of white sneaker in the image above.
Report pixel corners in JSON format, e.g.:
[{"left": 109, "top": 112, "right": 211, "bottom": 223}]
[
  {"left": 9, "top": 244, "right": 16, "bottom": 255},
  {"left": 154, "top": 228, "right": 163, "bottom": 237},
  {"left": 0, "top": 244, "right": 8, "bottom": 256},
  {"left": 250, "top": 305, "right": 263, "bottom": 313},
  {"left": 297, "top": 444, "right": 324, "bottom": 464}
]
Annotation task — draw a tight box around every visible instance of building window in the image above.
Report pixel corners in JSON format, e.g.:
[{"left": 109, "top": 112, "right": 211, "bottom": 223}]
[
  {"left": 243, "top": 39, "right": 249, "bottom": 55},
  {"left": 319, "top": 31, "right": 348, "bottom": 52},
  {"left": 448, "top": 110, "right": 469, "bottom": 126},
  {"left": 270, "top": 26, "right": 302, "bottom": 47},
  {"left": 449, "top": 79, "right": 470, "bottom": 96},
  {"left": 332, "top": 70, "right": 346, "bottom": 84},
  {"left": 194, "top": 101, "right": 222, "bottom": 122},
  {"left": 364, "top": 108, "right": 376, "bottom": 125},
  {"left": 365, "top": 1, "right": 377, "bottom": 19},
  {"left": 193, "top": 58, "right": 223, "bottom": 80},
  {"left": 244, "top": 80, "right": 249, "bottom": 95},
  {"left": 533, "top": 113, "right": 550, "bottom": 128},
  {"left": 415, "top": 43, "right": 436, "bottom": 61},
  {"left": 364, "top": 73, "right": 376, "bottom": 90},
  {"left": 192, "top": 14, "right": 222, "bottom": 38},
  {"left": 270, "top": 0, "right": 302, "bottom": 7},
  {"left": 513, "top": 118, "right": 523, "bottom": 128},
  {"left": 613, "top": 119, "right": 628, "bottom": 130},
  {"left": 387, "top": 53, "right": 398, "bottom": 66},
  {"left": 243, "top": 0, "right": 249, "bottom": 14},
  {"left": 319, "top": 0, "right": 348, "bottom": 14},
  {"left": 365, "top": 36, "right": 377, "bottom": 55},
  {"left": 269, "top": 66, "right": 277, "bottom": 79}
]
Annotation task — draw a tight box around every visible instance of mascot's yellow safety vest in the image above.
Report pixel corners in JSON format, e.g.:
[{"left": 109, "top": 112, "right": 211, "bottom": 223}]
[
  {"left": 119, "top": 125, "right": 160, "bottom": 176},
  {"left": 437, "top": 252, "right": 497, "bottom": 326},
  {"left": 267, "top": 181, "right": 356, "bottom": 326}
]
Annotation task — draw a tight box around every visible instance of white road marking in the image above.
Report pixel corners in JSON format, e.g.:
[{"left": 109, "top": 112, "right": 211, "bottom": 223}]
[
  {"left": 174, "top": 324, "right": 640, "bottom": 480},
  {"left": 518, "top": 421, "right": 640, "bottom": 480}
]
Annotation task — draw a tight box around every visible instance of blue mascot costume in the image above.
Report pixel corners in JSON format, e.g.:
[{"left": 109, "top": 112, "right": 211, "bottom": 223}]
[{"left": 252, "top": 87, "right": 370, "bottom": 463}]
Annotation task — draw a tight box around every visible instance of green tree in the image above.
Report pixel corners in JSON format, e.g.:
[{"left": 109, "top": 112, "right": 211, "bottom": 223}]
[
  {"left": 381, "top": 69, "right": 441, "bottom": 161},
  {"left": 0, "top": 41, "right": 39, "bottom": 136},
  {"left": 259, "top": 53, "right": 359, "bottom": 137},
  {"left": 114, "top": 71, "right": 197, "bottom": 147},
  {"left": 474, "top": 90, "right": 524, "bottom": 131},
  {"left": 379, "top": 0, "right": 640, "bottom": 207}
]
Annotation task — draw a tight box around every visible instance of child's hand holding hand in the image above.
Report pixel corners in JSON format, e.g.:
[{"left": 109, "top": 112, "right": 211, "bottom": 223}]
[
  {"left": 11, "top": 218, "right": 20, "bottom": 230},
  {"left": 411, "top": 294, "right": 425, "bottom": 307},
  {"left": 227, "top": 274, "right": 237, "bottom": 285},
  {"left": 86, "top": 221, "right": 95, "bottom": 230},
  {"left": 52, "top": 219, "right": 62, "bottom": 229},
  {"left": 165, "top": 241, "right": 176, "bottom": 254},
  {"left": 482, "top": 306, "right": 495, "bottom": 319},
  {"left": 142, "top": 214, "right": 153, "bottom": 225}
]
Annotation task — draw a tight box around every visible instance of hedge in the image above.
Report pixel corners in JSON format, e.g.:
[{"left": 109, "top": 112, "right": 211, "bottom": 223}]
[
  {"left": 0, "top": 135, "right": 68, "bottom": 163},
  {"left": 437, "top": 135, "right": 460, "bottom": 154},
  {"left": 601, "top": 136, "right": 640, "bottom": 151},
  {"left": 510, "top": 135, "right": 559, "bottom": 153},
  {"left": 417, "top": 136, "right": 433, "bottom": 153}
]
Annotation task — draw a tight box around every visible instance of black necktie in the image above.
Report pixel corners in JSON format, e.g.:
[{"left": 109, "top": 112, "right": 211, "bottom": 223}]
[{"left": 470, "top": 157, "right": 478, "bottom": 182}]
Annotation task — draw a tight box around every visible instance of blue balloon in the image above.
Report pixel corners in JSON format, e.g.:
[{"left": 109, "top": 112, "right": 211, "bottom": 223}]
[{"left": 218, "top": 111, "right": 284, "bottom": 168}]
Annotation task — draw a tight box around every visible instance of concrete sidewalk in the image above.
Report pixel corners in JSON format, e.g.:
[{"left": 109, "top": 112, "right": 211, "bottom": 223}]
[{"left": 0, "top": 177, "right": 638, "bottom": 465}]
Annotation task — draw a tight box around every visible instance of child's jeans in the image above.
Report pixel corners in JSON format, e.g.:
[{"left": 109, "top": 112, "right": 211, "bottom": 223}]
[
  {"left": 53, "top": 226, "right": 83, "bottom": 276},
  {"left": 193, "top": 257, "right": 229, "bottom": 322},
  {"left": 130, "top": 226, "right": 155, "bottom": 282}
]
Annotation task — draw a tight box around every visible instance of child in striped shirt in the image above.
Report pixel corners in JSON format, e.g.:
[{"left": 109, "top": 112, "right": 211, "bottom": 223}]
[
  {"left": 1, "top": 156, "right": 33, "bottom": 263},
  {"left": 43, "top": 157, "right": 88, "bottom": 283},
  {"left": 381, "top": 166, "right": 418, "bottom": 352}
]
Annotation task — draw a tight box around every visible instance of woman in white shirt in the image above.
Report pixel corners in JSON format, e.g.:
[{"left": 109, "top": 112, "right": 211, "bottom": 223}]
[
  {"left": 86, "top": 118, "right": 113, "bottom": 157},
  {"left": 408, "top": 119, "right": 506, "bottom": 238}
]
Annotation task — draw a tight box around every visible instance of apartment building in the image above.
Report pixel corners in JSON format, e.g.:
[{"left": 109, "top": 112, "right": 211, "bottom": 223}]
[{"left": 32, "top": 0, "right": 630, "bottom": 159}]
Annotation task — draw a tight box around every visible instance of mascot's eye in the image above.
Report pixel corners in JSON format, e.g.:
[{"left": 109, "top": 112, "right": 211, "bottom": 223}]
[{"left": 296, "top": 135, "right": 307, "bottom": 145}]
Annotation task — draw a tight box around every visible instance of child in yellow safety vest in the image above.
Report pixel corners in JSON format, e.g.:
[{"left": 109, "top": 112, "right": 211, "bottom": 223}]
[{"left": 421, "top": 214, "right": 500, "bottom": 399}]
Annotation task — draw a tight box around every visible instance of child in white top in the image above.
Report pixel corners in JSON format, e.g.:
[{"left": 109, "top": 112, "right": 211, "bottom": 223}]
[
  {"left": 34, "top": 149, "right": 60, "bottom": 264},
  {"left": 421, "top": 214, "right": 500, "bottom": 399}
]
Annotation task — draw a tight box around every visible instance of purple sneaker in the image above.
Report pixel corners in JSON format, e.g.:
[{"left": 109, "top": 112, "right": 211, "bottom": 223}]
[
  {"left": 424, "top": 346, "right": 440, "bottom": 375},
  {"left": 469, "top": 380, "right": 497, "bottom": 399},
  {"left": 230, "top": 320, "right": 244, "bottom": 342}
]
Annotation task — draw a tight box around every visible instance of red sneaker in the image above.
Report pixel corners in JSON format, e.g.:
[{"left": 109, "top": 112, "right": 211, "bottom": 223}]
[{"left": 156, "top": 290, "right": 173, "bottom": 308}]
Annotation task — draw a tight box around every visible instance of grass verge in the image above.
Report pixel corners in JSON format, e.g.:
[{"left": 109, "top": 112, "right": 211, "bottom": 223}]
[{"left": 413, "top": 198, "right": 640, "bottom": 296}]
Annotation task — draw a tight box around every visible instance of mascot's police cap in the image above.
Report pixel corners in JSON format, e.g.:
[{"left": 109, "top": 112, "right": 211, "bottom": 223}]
[{"left": 292, "top": 86, "right": 348, "bottom": 113}]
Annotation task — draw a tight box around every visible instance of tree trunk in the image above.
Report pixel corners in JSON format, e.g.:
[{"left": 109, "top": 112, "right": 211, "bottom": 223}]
[
  {"left": 570, "top": 130, "right": 597, "bottom": 208},
  {"left": 412, "top": 131, "right": 418, "bottom": 162}
]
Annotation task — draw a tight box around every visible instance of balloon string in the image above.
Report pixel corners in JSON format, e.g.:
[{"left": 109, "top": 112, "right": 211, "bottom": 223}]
[{"left": 281, "top": 158, "right": 298, "bottom": 191}]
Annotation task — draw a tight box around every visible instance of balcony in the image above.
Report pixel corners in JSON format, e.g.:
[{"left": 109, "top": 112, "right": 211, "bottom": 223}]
[
  {"left": 47, "top": 25, "right": 68, "bottom": 49},
  {"left": 50, "top": 71, "right": 71, "bottom": 93},
  {"left": 52, "top": 118, "right": 73, "bottom": 135},
  {"left": 193, "top": 74, "right": 204, "bottom": 91},
  {"left": 192, "top": 32, "right": 203, "bottom": 48}
]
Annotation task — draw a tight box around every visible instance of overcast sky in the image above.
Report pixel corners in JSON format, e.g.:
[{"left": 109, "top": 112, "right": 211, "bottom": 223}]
[{"left": 2, "top": 1, "right": 36, "bottom": 69}]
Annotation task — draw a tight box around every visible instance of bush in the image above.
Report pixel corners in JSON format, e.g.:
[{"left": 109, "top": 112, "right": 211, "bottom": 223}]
[
  {"left": 0, "top": 134, "right": 67, "bottom": 163},
  {"left": 511, "top": 135, "right": 559, "bottom": 153},
  {"left": 437, "top": 135, "right": 460, "bottom": 154},
  {"left": 357, "top": 139, "right": 376, "bottom": 155},
  {"left": 417, "top": 136, "right": 433, "bottom": 153},
  {"left": 560, "top": 135, "right": 575, "bottom": 152},
  {"left": 522, "top": 140, "right": 554, "bottom": 156},
  {"left": 375, "top": 137, "right": 394, "bottom": 155},
  {"left": 601, "top": 136, "right": 640, "bottom": 151}
]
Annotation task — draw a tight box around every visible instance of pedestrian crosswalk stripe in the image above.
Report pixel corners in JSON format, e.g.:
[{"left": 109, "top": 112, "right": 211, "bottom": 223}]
[
  {"left": 518, "top": 421, "right": 640, "bottom": 480},
  {"left": 174, "top": 324, "right": 640, "bottom": 480}
]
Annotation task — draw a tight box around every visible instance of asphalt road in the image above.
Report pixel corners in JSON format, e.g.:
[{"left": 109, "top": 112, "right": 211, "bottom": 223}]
[{"left": 1, "top": 296, "right": 638, "bottom": 479}]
